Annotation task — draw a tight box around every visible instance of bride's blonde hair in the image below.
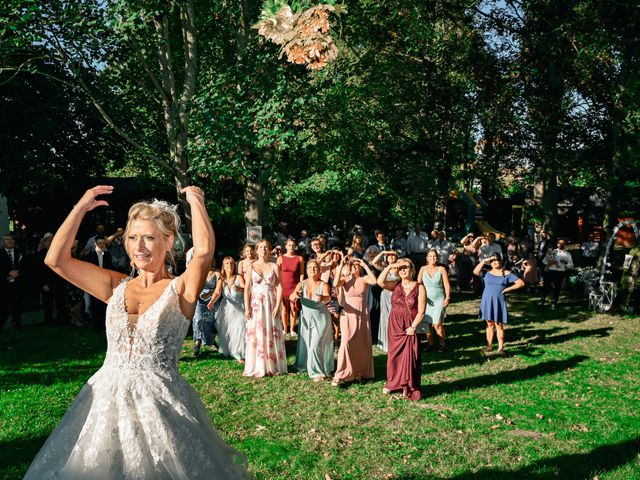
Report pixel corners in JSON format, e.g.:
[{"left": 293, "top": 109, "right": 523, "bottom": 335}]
[{"left": 124, "top": 199, "right": 183, "bottom": 269}]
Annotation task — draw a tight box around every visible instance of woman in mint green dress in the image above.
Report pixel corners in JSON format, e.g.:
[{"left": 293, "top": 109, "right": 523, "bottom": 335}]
[
  {"left": 417, "top": 249, "right": 451, "bottom": 352},
  {"left": 290, "top": 260, "right": 334, "bottom": 381}
]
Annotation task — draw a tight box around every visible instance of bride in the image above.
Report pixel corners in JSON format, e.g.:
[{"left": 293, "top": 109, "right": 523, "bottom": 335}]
[{"left": 24, "top": 185, "right": 249, "bottom": 479}]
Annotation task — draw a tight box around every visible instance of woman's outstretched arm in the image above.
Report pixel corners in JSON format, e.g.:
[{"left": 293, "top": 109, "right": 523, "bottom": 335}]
[
  {"left": 45, "top": 186, "right": 125, "bottom": 302},
  {"left": 177, "top": 187, "right": 215, "bottom": 309}
]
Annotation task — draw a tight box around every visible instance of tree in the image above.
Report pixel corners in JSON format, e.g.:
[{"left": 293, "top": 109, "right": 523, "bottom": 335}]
[
  {"left": 3, "top": 0, "right": 199, "bottom": 199},
  {"left": 0, "top": 42, "right": 119, "bottom": 233}
]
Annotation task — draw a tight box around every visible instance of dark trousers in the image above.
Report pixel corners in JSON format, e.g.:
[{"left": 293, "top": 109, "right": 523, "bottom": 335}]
[
  {"left": 541, "top": 270, "right": 567, "bottom": 305},
  {"left": 369, "top": 284, "right": 381, "bottom": 344},
  {"left": 43, "top": 285, "right": 68, "bottom": 325},
  {"left": 410, "top": 253, "right": 426, "bottom": 271},
  {"left": 458, "top": 256, "right": 474, "bottom": 291},
  {"left": 90, "top": 296, "right": 107, "bottom": 331},
  {"left": 0, "top": 284, "right": 22, "bottom": 330}
]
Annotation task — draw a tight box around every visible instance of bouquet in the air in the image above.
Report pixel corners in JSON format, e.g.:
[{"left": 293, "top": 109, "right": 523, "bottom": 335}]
[{"left": 254, "top": 0, "right": 347, "bottom": 70}]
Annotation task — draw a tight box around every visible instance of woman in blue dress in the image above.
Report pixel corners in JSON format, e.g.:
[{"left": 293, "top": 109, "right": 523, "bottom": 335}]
[
  {"left": 473, "top": 255, "right": 524, "bottom": 355},
  {"left": 192, "top": 259, "right": 220, "bottom": 357}
]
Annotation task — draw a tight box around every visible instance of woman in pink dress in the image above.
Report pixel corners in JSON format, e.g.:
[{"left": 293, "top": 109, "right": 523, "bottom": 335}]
[
  {"left": 522, "top": 253, "right": 540, "bottom": 292},
  {"left": 276, "top": 238, "right": 304, "bottom": 338},
  {"left": 331, "top": 257, "right": 377, "bottom": 386},
  {"left": 378, "top": 258, "right": 426, "bottom": 400},
  {"left": 243, "top": 240, "right": 288, "bottom": 377}
]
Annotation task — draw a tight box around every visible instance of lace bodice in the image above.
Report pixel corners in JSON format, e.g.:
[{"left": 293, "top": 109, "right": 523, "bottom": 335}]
[{"left": 104, "top": 278, "right": 189, "bottom": 375}]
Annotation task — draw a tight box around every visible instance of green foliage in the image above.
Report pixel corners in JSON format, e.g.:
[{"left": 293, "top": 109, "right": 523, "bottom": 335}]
[
  {"left": 2, "top": 0, "right": 639, "bottom": 239},
  {"left": 0, "top": 42, "right": 121, "bottom": 231}
]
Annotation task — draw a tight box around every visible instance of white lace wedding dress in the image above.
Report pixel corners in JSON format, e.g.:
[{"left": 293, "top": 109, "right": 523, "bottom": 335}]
[{"left": 24, "top": 278, "right": 249, "bottom": 479}]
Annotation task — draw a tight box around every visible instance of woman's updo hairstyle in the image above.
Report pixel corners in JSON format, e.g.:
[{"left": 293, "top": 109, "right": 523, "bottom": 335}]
[{"left": 124, "top": 199, "right": 183, "bottom": 269}]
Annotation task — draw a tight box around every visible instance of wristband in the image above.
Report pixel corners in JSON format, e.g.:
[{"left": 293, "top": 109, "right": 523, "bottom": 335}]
[{"left": 186, "top": 191, "right": 204, "bottom": 202}]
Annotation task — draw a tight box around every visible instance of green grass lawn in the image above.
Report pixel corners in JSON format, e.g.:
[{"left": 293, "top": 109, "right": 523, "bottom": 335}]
[{"left": 1, "top": 293, "right": 639, "bottom": 479}]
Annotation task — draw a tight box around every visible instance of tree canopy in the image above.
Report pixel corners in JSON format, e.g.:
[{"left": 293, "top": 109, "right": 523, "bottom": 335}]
[{"left": 1, "top": 0, "right": 639, "bottom": 243}]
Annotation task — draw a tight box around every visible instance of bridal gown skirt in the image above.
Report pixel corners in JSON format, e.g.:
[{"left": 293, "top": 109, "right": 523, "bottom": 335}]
[
  {"left": 24, "top": 366, "right": 248, "bottom": 479},
  {"left": 24, "top": 278, "right": 249, "bottom": 479}
]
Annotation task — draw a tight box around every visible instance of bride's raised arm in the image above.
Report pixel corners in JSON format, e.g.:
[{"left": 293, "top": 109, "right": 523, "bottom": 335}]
[
  {"left": 45, "top": 186, "right": 126, "bottom": 302},
  {"left": 177, "top": 187, "right": 215, "bottom": 312}
]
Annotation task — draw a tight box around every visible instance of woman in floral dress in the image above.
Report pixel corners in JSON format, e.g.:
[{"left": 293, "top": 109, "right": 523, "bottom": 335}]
[{"left": 243, "top": 240, "right": 288, "bottom": 377}]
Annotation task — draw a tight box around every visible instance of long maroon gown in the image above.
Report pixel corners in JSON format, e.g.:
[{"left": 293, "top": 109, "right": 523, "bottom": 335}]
[{"left": 385, "top": 283, "right": 421, "bottom": 400}]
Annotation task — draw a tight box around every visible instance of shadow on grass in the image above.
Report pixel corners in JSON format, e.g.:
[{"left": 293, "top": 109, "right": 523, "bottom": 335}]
[
  {"left": 0, "top": 434, "right": 47, "bottom": 475},
  {"left": 507, "top": 326, "right": 612, "bottom": 352},
  {"left": 0, "top": 365, "right": 99, "bottom": 390},
  {"left": 407, "top": 436, "right": 640, "bottom": 480},
  {"left": 418, "top": 320, "right": 608, "bottom": 377},
  {"left": 422, "top": 355, "right": 588, "bottom": 398},
  {"left": 0, "top": 325, "right": 106, "bottom": 369}
]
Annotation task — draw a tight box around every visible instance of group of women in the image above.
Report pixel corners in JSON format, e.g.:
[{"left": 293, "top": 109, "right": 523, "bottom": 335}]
[
  {"left": 191, "top": 226, "right": 528, "bottom": 399},
  {"left": 193, "top": 231, "right": 526, "bottom": 402}
]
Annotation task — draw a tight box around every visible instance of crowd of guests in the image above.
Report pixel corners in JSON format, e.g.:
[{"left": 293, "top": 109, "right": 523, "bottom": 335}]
[
  {"left": 180, "top": 224, "right": 588, "bottom": 401},
  {"left": 1, "top": 222, "right": 591, "bottom": 401},
  {"left": 0, "top": 224, "right": 138, "bottom": 332}
]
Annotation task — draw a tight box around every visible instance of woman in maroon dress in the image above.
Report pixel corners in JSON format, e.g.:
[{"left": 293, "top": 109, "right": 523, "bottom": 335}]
[
  {"left": 377, "top": 258, "right": 426, "bottom": 400},
  {"left": 277, "top": 238, "right": 304, "bottom": 338}
]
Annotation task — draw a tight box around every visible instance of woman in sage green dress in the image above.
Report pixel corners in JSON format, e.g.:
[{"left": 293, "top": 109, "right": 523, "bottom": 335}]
[
  {"left": 417, "top": 249, "right": 451, "bottom": 352},
  {"left": 291, "top": 260, "right": 334, "bottom": 381}
]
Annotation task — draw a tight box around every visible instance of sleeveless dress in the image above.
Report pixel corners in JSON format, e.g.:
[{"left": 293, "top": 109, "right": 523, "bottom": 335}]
[
  {"left": 386, "top": 283, "right": 421, "bottom": 401},
  {"left": 243, "top": 268, "right": 288, "bottom": 377},
  {"left": 377, "top": 272, "right": 398, "bottom": 352},
  {"left": 24, "top": 278, "right": 248, "bottom": 479},
  {"left": 280, "top": 255, "right": 301, "bottom": 309},
  {"left": 295, "top": 281, "right": 334, "bottom": 378},
  {"left": 215, "top": 275, "right": 246, "bottom": 360},
  {"left": 480, "top": 271, "right": 519, "bottom": 323},
  {"left": 333, "top": 276, "right": 374, "bottom": 382},
  {"left": 193, "top": 273, "right": 217, "bottom": 346},
  {"left": 419, "top": 268, "right": 446, "bottom": 332}
]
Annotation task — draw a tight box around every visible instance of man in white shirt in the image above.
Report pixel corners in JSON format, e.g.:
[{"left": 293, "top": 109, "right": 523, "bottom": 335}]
[
  {"left": 297, "top": 230, "right": 311, "bottom": 259},
  {"left": 478, "top": 233, "right": 503, "bottom": 261},
  {"left": 581, "top": 234, "right": 599, "bottom": 266},
  {"left": 370, "top": 230, "right": 390, "bottom": 255},
  {"left": 407, "top": 226, "right": 429, "bottom": 268},
  {"left": 83, "top": 236, "right": 112, "bottom": 330},
  {"left": 428, "top": 231, "right": 456, "bottom": 265},
  {"left": 540, "top": 238, "right": 574, "bottom": 309},
  {"left": 390, "top": 229, "right": 408, "bottom": 257},
  {"left": 1, "top": 235, "right": 24, "bottom": 330}
]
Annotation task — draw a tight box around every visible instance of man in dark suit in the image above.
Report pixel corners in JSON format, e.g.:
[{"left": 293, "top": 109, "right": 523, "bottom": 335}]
[
  {"left": 81, "top": 235, "right": 113, "bottom": 331},
  {"left": 0, "top": 234, "right": 25, "bottom": 331},
  {"left": 37, "top": 233, "right": 68, "bottom": 326}
]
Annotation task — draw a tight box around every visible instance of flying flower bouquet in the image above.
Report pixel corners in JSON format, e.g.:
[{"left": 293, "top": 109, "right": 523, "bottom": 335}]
[{"left": 254, "top": 0, "right": 347, "bottom": 70}]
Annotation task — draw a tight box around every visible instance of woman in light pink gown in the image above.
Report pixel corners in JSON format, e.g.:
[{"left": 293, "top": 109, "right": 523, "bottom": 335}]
[
  {"left": 331, "top": 257, "right": 377, "bottom": 386},
  {"left": 243, "top": 240, "right": 288, "bottom": 378}
]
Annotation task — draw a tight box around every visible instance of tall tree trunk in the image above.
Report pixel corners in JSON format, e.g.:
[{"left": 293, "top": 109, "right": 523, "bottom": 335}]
[
  {"left": 154, "top": 1, "right": 197, "bottom": 212},
  {"left": 541, "top": 166, "right": 558, "bottom": 235},
  {"left": 600, "top": 95, "right": 626, "bottom": 263},
  {"left": 244, "top": 175, "right": 267, "bottom": 227},
  {"left": 237, "top": 0, "right": 269, "bottom": 229}
]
